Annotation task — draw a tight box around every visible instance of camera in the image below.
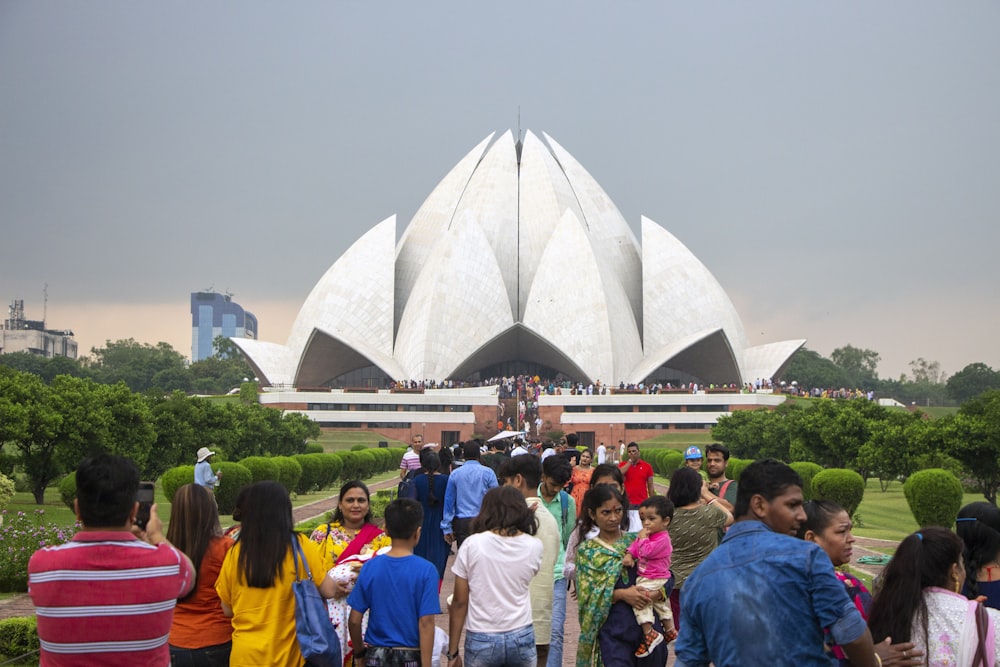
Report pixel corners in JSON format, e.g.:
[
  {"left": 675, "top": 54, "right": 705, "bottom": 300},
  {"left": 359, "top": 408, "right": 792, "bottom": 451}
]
[{"left": 135, "top": 482, "right": 155, "bottom": 530}]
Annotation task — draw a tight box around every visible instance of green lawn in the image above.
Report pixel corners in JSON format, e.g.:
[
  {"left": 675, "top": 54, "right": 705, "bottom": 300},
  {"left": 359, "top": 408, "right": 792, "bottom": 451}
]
[
  {"left": 853, "top": 479, "right": 982, "bottom": 542},
  {"left": 311, "top": 430, "right": 408, "bottom": 451},
  {"left": 638, "top": 432, "right": 714, "bottom": 450}
]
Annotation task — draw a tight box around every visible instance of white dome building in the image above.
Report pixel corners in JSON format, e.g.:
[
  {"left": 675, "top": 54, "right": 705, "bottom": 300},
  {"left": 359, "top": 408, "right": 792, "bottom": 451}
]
[{"left": 235, "top": 130, "right": 803, "bottom": 389}]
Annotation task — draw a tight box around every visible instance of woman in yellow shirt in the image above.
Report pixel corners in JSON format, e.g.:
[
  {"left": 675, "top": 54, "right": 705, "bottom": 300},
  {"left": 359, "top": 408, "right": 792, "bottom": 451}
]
[{"left": 217, "top": 481, "right": 339, "bottom": 667}]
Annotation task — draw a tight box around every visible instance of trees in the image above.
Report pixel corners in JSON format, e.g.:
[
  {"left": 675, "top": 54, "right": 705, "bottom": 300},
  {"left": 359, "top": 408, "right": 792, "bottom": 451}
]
[
  {"left": 830, "top": 344, "right": 881, "bottom": 388},
  {"left": 85, "top": 339, "right": 188, "bottom": 392},
  {"left": 943, "top": 390, "right": 1000, "bottom": 504},
  {"left": 947, "top": 363, "right": 1000, "bottom": 403},
  {"left": 781, "top": 348, "right": 852, "bottom": 391}
]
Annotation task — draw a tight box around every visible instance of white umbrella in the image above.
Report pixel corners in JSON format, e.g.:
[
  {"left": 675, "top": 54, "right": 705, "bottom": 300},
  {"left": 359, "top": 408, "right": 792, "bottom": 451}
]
[{"left": 488, "top": 429, "right": 526, "bottom": 442}]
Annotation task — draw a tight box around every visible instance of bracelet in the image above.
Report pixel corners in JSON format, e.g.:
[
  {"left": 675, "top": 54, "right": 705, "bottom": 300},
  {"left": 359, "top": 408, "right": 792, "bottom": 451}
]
[
  {"left": 707, "top": 498, "right": 717, "bottom": 505},
  {"left": 873, "top": 652, "right": 882, "bottom": 667},
  {"left": 446, "top": 650, "right": 460, "bottom": 660}
]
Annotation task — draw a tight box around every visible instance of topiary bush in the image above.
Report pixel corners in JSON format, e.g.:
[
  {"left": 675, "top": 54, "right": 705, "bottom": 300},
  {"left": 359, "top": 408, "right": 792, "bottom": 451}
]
[
  {"left": 293, "top": 454, "right": 323, "bottom": 494},
  {"left": 727, "top": 458, "right": 752, "bottom": 482},
  {"left": 811, "top": 468, "right": 865, "bottom": 517},
  {"left": 337, "top": 451, "right": 363, "bottom": 482},
  {"left": 656, "top": 450, "right": 684, "bottom": 478},
  {"left": 214, "top": 462, "right": 252, "bottom": 514},
  {"left": 317, "top": 454, "right": 344, "bottom": 489},
  {"left": 350, "top": 444, "right": 368, "bottom": 452},
  {"left": 0, "top": 473, "right": 14, "bottom": 513},
  {"left": 904, "top": 468, "right": 964, "bottom": 528},
  {"left": 238, "top": 456, "right": 281, "bottom": 484},
  {"left": 272, "top": 456, "right": 303, "bottom": 495},
  {"left": 160, "top": 465, "right": 195, "bottom": 505},
  {"left": 57, "top": 473, "right": 77, "bottom": 510},
  {"left": 0, "top": 616, "right": 39, "bottom": 660},
  {"left": 790, "top": 462, "right": 824, "bottom": 501},
  {"left": 304, "top": 443, "right": 324, "bottom": 455},
  {"left": 355, "top": 450, "right": 379, "bottom": 478}
]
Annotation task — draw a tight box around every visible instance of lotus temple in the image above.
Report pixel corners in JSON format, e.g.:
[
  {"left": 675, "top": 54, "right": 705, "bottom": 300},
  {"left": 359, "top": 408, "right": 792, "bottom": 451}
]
[{"left": 236, "top": 130, "right": 803, "bottom": 446}]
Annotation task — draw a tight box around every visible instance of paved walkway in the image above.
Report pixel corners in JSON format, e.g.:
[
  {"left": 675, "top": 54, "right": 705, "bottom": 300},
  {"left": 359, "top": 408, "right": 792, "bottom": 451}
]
[{"left": 0, "top": 477, "right": 901, "bottom": 667}]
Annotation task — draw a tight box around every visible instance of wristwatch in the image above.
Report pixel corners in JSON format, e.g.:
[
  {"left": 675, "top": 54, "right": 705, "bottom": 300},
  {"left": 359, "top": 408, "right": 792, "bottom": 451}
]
[{"left": 446, "top": 650, "right": 460, "bottom": 660}]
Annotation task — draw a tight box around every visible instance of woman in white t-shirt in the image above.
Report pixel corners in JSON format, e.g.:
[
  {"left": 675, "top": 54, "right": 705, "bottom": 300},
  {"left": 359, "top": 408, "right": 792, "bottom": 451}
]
[{"left": 447, "top": 486, "right": 544, "bottom": 667}]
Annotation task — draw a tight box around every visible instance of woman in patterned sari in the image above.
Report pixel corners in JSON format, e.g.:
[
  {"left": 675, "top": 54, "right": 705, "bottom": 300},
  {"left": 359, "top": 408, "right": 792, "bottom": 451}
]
[
  {"left": 576, "top": 485, "right": 669, "bottom": 667},
  {"left": 308, "top": 480, "right": 392, "bottom": 666}
]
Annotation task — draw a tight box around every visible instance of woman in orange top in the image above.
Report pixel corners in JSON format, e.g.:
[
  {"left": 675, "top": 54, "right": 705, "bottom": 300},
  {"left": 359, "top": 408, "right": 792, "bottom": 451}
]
[
  {"left": 569, "top": 449, "right": 595, "bottom": 514},
  {"left": 167, "top": 484, "right": 235, "bottom": 666}
]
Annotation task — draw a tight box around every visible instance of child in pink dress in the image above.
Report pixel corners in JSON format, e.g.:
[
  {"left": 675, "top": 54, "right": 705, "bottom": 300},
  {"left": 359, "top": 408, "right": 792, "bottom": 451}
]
[{"left": 623, "top": 495, "right": 677, "bottom": 658}]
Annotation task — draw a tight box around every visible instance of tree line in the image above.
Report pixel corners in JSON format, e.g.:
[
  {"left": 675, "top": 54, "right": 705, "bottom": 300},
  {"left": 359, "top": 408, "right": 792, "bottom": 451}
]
[
  {"left": 782, "top": 344, "right": 1000, "bottom": 406},
  {"left": 712, "top": 389, "right": 1000, "bottom": 503},
  {"left": 0, "top": 366, "right": 320, "bottom": 504},
  {"left": 0, "top": 336, "right": 253, "bottom": 396}
]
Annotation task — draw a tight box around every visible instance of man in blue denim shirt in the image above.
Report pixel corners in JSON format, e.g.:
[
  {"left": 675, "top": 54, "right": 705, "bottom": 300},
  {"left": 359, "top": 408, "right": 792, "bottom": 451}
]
[{"left": 674, "top": 459, "right": 879, "bottom": 667}]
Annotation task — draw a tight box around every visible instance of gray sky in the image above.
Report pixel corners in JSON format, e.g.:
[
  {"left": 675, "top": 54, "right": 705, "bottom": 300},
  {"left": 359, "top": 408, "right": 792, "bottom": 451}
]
[{"left": 2, "top": 2, "right": 998, "bottom": 380}]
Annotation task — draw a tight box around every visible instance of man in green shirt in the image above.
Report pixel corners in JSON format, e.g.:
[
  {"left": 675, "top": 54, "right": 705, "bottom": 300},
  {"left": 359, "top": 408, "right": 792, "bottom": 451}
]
[{"left": 538, "top": 455, "right": 575, "bottom": 667}]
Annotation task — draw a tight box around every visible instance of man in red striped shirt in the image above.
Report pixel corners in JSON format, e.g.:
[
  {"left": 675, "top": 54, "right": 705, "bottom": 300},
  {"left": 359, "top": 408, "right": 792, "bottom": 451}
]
[{"left": 28, "top": 455, "right": 195, "bottom": 666}]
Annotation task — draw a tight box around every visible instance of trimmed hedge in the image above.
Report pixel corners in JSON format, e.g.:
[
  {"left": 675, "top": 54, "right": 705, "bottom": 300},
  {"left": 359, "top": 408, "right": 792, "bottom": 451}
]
[
  {"left": 272, "top": 456, "right": 303, "bottom": 495},
  {"left": 239, "top": 456, "right": 281, "bottom": 484},
  {"left": 313, "top": 454, "right": 343, "bottom": 490},
  {"left": 160, "top": 465, "right": 195, "bottom": 504},
  {"left": 214, "top": 462, "right": 252, "bottom": 514},
  {"left": 904, "top": 468, "right": 963, "bottom": 528},
  {"left": 58, "top": 473, "right": 77, "bottom": 510},
  {"left": 812, "top": 468, "right": 865, "bottom": 517},
  {"left": 304, "top": 443, "right": 325, "bottom": 454},
  {"left": 350, "top": 444, "right": 368, "bottom": 452},
  {"left": 727, "top": 458, "right": 752, "bottom": 482},
  {"left": 0, "top": 616, "right": 38, "bottom": 661},
  {"left": 790, "top": 462, "right": 824, "bottom": 501},
  {"left": 293, "top": 454, "right": 324, "bottom": 494}
]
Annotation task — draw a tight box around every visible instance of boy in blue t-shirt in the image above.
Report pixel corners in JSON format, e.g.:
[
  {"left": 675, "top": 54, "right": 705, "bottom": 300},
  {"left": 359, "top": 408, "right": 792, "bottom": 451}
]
[{"left": 348, "top": 498, "right": 442, "bottom": 667}]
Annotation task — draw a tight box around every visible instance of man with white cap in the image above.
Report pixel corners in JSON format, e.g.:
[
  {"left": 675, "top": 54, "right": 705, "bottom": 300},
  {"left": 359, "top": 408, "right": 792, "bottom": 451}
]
[{"left": 195, "top": 446, "right": 222, "bottom": 493}]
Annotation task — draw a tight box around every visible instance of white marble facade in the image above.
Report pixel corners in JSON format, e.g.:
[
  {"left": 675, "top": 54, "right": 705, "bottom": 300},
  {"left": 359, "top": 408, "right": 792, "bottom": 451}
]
[{"left": 235, "top": 130, "right": 804, "bottom": 387}]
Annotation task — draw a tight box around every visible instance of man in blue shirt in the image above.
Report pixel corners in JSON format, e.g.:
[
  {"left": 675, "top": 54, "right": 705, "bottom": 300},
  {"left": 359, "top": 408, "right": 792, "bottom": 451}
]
[
  {"left": 674, "top": 459, "right": 879, "bottom": 667},
  {"left": 441, "top": 441, "right": 497, "bottom": 548}
]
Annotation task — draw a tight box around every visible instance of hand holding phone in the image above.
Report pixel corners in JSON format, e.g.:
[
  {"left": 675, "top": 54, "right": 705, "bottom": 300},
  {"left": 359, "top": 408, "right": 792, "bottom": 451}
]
[{"left": 135, "top": 482, "right": 155, "bottom": 531}]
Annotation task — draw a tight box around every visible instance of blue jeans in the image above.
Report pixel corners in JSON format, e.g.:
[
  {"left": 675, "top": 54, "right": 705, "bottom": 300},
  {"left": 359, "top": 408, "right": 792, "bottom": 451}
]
[
  {"left": 169, "top": 641, "right": 231, "bottom": 667},
  {"left": 545, "top": 579, "right": 567, "bottom": 667},
  {"left": 465, "top": 625, "right": 535, "bottom": 667}
]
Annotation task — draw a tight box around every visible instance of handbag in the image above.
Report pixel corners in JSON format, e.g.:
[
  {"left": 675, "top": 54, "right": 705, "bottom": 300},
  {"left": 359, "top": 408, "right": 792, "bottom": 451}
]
[{"left": 291, "top": 535, "right": 343, "bottom": 667}]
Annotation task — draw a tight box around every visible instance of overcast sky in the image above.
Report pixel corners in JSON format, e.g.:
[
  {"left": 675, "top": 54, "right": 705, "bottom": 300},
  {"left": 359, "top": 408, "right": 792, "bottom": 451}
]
[{"left": 2, "top": 2, "right": 998, "bottom": 380}]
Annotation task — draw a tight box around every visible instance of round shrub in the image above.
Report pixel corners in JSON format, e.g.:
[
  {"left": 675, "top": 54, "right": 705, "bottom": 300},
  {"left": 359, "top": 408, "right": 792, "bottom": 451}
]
[
  {"left": 160, "top": 465, "right": 195, "bottom": 505},
  {"left": 238, "top": 456, "right": 281, "bottom": 484},
  {"left": 658, "top": 450, "right": 685, "bottom": 478},
  {"left": 727, "top": 458, "right": 752, "bottom": 482},
  {"left": 318, "top": 453, "right": 344, "bottom": 487},
  {"left": 371, "top": 448, "right": 393, "bottom": 472},
  {"left": 214, "top": 462, "right": 252, "bottom": 514},
  {"left": 0, "top": 615, "right": 39, "bottom": 657},
  {"left": 350, "top": 444, "right": 368, "bottom": 452},
  {"left": 293, "top": 454, "right": 323, "bottom": 494},
  {"left": 904, "top": 468, "right": 964, "bottom": 528},
  {"left": 57, "top": 473, "right": 76, "bottom": 510},
  {"left": 303, "top": 442, "right": 324, "bottom": 455},
  {"left": 337, "top": 451, "right": 362, "bottom": 482},
  {"left": 790, "top": 462, "right": 824, "bottom": 501},
  {"left": 0, "top": 473, "right": 14, "bottom": 513},
  {"left": 811, "top": 468, "right": 865, "bottom": 517},
  {"left": 272, "top": 456, "right": 303, "bottom": 494},
  {"left": 355, "top": 450, "right": 379, "bottom": 478}
]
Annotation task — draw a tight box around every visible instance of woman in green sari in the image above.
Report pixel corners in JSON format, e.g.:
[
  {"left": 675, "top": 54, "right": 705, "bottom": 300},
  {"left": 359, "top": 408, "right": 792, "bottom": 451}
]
[{"left": 576, "top": 485, "right": 669, "bottom": 667}]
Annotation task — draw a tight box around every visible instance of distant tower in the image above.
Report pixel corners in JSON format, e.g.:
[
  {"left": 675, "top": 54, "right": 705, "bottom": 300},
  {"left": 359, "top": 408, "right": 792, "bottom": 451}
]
[{"left": 190, "top": 291, "right": 258, "bottom": 361}]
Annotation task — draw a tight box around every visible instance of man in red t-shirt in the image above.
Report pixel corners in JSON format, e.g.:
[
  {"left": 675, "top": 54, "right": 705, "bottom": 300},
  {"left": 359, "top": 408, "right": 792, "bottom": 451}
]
[{"left": 619, "top": 441, "right": 655, "bottom": 505}]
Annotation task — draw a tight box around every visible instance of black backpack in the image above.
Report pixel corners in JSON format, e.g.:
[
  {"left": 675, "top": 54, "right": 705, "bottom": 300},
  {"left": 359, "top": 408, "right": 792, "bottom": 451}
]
[{"left": 397, "top": 470, "right": 418, "bottom": 500}]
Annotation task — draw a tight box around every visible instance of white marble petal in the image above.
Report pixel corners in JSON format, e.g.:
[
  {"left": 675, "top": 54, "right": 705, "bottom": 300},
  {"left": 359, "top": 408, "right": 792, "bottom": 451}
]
[{"left": 741, "top": 339, "right": 807, "bottom": 384}]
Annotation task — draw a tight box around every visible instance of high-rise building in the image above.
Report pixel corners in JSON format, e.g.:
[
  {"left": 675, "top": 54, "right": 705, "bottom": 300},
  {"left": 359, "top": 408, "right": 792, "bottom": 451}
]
[{"left": 190, "top": 292, "right": 257, "bottom": 362}]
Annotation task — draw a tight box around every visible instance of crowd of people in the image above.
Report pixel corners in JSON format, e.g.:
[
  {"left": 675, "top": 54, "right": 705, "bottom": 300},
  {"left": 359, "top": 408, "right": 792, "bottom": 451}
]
[{"left": 25, "top": 435, "right": 1000, "bottom": 667}]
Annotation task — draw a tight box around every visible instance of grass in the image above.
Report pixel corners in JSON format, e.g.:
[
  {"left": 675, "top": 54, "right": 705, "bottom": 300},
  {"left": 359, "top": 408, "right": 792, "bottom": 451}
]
[
  {"left": 637, "top": 432, "right": 714, "bottom": 450},
  {"left": 852, "top": 479, "right": 982, "bottom": 542},
  {"left": 311, "top": 430, "right": 408, "bottom": 452}
]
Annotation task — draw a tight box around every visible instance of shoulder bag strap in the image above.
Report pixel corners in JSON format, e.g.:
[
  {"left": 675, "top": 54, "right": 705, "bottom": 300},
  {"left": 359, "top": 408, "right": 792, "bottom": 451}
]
[{"left": 291, "top": 534, "right": 311, "bottom": 583}]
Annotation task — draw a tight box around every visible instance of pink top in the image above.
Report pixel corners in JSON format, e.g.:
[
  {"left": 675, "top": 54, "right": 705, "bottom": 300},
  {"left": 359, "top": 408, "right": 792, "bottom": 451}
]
[{"left": 627, "top": 530, "right": 673, "bottom": 580}]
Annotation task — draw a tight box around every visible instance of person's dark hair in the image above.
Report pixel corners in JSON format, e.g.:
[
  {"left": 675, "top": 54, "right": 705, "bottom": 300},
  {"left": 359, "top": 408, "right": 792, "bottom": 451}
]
[
  {"left": 501, "top": 453, "right": 542, "bottom": 489},
  {"left": 639, "top": 495, "right": 675, "bottom": 522},
  {"left": 734, "top": 459, "right": 803, "bottom": 518},
  {"left": 235, "top": 481, "right": 295, "bottom": 588},
  {"left": 868, "top": 527, "right": 964, "bottom": 644},
  {"left": 463, "top": 441, "right": 481, "bottom": 461},
  {"left": 956, "top": 501, "right": 1000, "bottom": 599},
  {"left": 420, "top": 451, "right": 443, "bottom": 507},
  {"left": 627, "top": 441, "right": 640, "bottom": 452},
  {"left": 472, "top": 486, "right": 538, "bottom": 536},
  {"left": 543, "top": 455, "right": 573, "bottom": 487},
  {"left": 668, "top": 467, "right": 703, "bottom": 507},
  {"left": 577, "top": 485, "right": 628, "bottom": 544},
  {"left": 75, "top": 455, "right": 140, "bottom": 528},
  {"left": 384, "top": 498, "right": 423, "bottom": 540},
  {"left": 705, "top": 443, "right": 731, "bottom": 461},
  {"left": 438, "top": 445, "right": 454, "bottom": 472},
  {"left": 331, "top": 480, "right": 373, "bottom": 525},
  {"left": 167, "top": 484, "right": 223, "bottom": 576},
  {"left": 589, "top": 463, "right": 624, "bottom": 489},
  {"left": 231, "top": 485, "right": 250, "bottom": 523},
  {"left": 566, "top": 433, "right": 579, "bottom": 447},
  {"left": 795, "top": 499, "right": 845, "bottom": 540}
]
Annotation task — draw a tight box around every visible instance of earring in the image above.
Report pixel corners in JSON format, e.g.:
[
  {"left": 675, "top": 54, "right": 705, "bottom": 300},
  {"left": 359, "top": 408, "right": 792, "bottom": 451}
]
[{"left": 954, "top": 579, "right": 961, "bottom": 594}]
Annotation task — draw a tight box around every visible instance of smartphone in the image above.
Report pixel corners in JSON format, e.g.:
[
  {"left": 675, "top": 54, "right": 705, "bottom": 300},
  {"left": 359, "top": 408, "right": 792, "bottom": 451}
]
[{"left": 135, "top": 481, "right": 155, "bottom": 530}]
